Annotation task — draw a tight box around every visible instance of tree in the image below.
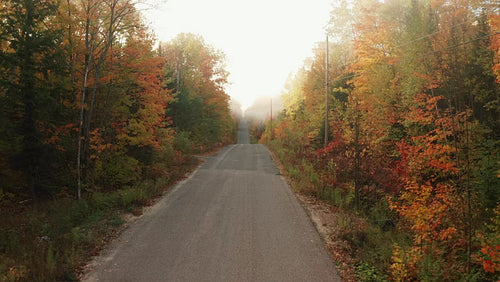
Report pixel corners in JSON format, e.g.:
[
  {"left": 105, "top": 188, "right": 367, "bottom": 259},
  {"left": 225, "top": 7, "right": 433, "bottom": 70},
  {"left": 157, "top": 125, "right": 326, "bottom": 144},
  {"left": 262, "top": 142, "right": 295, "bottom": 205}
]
[
  {"left": 161, "top": 33, "right": 233, "bottom": 150},
  {"left": 262, "top": 0, "right": 500, "bottom": 279},
  {"left": 0, "top": 0, "right": 66, "bottom": 201},
  {"left": 72, "top": 0, "right": 142, "bottom": 197}
]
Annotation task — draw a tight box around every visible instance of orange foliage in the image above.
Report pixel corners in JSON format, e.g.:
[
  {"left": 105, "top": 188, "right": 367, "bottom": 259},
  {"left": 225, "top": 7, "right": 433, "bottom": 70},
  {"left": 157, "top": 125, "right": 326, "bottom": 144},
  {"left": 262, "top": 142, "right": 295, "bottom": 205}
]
[
  {"left": 389, "top": 91, "right": 464, "bottom": 280},
  {"left": 270, "top": 0, "right": 499, "bottom": 280},
  {"left": 474, "top": 203, "right": 500, "bottom": 275},
  {"left": 390, "top": 182, "right": 457, "bottom": 245},
  {"left": 490, "top": 14, "right": 500, "bottom": 83}
]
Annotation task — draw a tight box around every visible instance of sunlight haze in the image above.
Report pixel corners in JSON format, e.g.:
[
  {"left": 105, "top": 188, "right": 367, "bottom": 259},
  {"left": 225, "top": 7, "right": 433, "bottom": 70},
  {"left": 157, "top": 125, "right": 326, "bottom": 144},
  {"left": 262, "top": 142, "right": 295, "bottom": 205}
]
[{"left": 143, "top": 0, "right": 332, "bottom": 110}]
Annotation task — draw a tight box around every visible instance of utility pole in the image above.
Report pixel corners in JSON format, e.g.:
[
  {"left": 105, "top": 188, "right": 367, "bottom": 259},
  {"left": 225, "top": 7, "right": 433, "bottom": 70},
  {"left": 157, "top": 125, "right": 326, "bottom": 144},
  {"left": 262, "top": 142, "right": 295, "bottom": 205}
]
[
  {"left": 354, "top": 102, "right": 360, "bottom": 211},
  {"left": 176, "top": 60, "right": 180, "bottom": 91},
  {"left": 324, "top": 34, "right": 329, "bottom": 147},
  {"left": 270, "top": 96, "right": 273, "bottom": 140}
]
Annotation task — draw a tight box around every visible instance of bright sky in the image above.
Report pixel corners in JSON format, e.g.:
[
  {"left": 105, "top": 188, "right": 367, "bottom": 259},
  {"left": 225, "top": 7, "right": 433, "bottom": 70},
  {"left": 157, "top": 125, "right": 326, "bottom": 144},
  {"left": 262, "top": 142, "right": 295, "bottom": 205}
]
[{"left": 143, "top": 0, "right": 332, "bottom": 110}]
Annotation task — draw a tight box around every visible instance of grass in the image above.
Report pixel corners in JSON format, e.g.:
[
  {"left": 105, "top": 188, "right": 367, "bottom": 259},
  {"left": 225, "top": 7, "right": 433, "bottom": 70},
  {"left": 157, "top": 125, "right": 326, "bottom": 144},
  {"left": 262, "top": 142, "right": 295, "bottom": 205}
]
[{"left": 0, "top": 158, "right": 199, "bottom": 281}]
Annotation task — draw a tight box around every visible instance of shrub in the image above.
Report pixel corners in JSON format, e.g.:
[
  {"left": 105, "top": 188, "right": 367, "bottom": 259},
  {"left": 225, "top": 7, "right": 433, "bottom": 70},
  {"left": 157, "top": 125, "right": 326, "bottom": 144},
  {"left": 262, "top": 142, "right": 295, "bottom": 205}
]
[{"left": 95, "top": 153, "right": 139, "bottom": 189}]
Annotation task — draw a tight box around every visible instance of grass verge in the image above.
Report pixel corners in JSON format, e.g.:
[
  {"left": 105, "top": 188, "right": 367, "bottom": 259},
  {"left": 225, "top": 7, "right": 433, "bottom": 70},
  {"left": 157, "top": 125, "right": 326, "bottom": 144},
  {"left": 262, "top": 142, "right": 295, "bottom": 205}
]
[{"left": 0, "top": 158, "right": 199, "bottom": 281}]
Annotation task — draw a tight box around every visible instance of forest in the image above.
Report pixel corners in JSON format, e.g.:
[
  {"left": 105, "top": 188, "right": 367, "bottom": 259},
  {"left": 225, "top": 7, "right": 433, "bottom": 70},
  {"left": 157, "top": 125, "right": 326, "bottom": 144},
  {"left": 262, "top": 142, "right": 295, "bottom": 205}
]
[
  {"left": 0, "top": 0, "right": 235, "bottom": 280},
  {"left": 1, "top": 0, "right": 499, "bottom": 281},
  {"left": 255, "top": 0, "right": 500, "bottom": 280}
]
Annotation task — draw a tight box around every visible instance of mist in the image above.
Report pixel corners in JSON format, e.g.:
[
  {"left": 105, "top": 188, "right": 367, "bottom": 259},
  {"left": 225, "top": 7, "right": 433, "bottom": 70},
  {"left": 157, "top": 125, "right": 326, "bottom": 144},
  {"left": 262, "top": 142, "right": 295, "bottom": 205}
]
[{"left": 244, "top": 96, "right": 283, "bottom": 122}]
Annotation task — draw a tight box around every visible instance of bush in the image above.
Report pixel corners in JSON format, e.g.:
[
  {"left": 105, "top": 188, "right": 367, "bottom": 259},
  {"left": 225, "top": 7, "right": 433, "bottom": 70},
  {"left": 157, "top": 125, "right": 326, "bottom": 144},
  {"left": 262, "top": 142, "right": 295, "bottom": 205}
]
[
  {"left": 95, "top": 152, "right": 139, "bottom": 189},
  {"left": 356, "top": 262, "right": 387, "bottom": 282},
  {"left": 173, "top": 131, "right": 192, "bottom": 154},
  {"left": 320, "top": 187, "right": 355, "bottom": 209}
]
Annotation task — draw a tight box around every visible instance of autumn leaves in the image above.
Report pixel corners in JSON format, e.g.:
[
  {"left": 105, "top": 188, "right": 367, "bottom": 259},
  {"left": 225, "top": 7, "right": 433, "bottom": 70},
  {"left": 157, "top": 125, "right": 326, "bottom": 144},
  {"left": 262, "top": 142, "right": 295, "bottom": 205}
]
[
  {"left": 0, "top": 1, "right": 234, "bottom": 200},
  {"left": 263, "top": 0, "right": 499, "bottom": 280}
]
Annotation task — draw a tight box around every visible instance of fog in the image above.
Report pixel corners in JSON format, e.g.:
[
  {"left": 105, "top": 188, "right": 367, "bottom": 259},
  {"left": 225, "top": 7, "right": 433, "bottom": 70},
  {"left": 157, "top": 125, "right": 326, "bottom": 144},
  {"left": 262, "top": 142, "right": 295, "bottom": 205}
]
[
  {"left": 229, "top": 99, "right": 243, "bottom": 121},
  {"left": 244, "top": 96, "right": 283, "bottom": 122}
]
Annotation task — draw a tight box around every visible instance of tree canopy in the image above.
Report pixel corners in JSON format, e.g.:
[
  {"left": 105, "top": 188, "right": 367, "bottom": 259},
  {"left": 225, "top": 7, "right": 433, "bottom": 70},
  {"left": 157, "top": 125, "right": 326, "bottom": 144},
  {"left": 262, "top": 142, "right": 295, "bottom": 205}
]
[{"left": 264, "top": 0, "right": 499, "bottom": 279}]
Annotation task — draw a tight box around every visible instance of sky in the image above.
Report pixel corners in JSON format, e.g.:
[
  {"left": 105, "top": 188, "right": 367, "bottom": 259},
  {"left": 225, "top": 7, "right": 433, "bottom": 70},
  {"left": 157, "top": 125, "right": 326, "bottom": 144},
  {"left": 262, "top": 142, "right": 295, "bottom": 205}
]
[{"left": 142, "top": 0, "right": 333, "bottom": 110}]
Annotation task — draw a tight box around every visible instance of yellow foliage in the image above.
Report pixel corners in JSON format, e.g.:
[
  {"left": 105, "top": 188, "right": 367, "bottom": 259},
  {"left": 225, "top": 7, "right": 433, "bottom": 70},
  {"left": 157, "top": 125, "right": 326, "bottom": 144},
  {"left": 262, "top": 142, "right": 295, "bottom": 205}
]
[
  {"left": 1, "top": 266, "right": 27, "bottom": 281},
  {"left": 390, "top": 244, "right": 410, "bottom": 281}
]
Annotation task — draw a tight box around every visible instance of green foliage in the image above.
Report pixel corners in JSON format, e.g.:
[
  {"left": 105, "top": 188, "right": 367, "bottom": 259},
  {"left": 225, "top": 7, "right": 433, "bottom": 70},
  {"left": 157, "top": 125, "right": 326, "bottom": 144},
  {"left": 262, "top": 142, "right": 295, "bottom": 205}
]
[
  {"left": 173, "top": 131, "right": 192, "bottom": 154},
  {"left": 0, "top": 170, "right": 195, "bottom": 280},
  {"left": 474, "top": 139, "right": 500, "bottom": 211},
  {"left": 162, "top": 33, "right": 234, "bottom": 150},
  {"left": 320, "top": 187, "right": 355, "bottom": 209},
  {"left": 0, "top": 0, "right": 70, "bottom": 200},
  {"left": 95, "top": 153, "right": 139, "bottom": 189},
  {"left": 355, "top": 262, "right": 387, "bottom": 282},
  {"left": 119, "top": 187, "right": 147, "bottom": 210}
]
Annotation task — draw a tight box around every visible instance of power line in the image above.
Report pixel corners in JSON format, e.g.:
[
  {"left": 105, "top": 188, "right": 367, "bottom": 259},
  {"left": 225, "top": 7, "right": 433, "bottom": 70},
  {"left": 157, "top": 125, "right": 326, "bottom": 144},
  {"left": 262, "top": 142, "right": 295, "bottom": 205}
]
[
  {"left": 421, "top": 31, "right": 500, "bottom": 59},
  {"left": 325, "top": 34, "right": 329, "bottom": 147},
  {"left": 332, "top": 31, "right": 500, "bottom": 83},
  {"left": 326, "top": 11, "right": 495, "bottom": 82},
  {"left": 394, "top": 18, "right": 479, "bottom": 50}
]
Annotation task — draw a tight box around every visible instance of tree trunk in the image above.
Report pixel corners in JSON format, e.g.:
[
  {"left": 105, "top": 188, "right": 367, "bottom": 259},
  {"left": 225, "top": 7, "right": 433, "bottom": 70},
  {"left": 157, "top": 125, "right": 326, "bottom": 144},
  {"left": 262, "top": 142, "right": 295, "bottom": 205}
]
[
  {"left": 77, "top": 0, "right": 94, "bottom": 199},
  {"left": 20, "top": 0, "right": 40, "bottom": 203}
]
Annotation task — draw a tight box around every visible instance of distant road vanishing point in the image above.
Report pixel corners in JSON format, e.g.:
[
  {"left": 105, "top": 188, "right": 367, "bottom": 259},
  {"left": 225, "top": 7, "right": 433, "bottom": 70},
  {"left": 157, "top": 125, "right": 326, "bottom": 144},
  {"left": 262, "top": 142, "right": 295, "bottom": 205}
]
[{"left": 82, "top": 119, "right": 340, "bottom": 282}]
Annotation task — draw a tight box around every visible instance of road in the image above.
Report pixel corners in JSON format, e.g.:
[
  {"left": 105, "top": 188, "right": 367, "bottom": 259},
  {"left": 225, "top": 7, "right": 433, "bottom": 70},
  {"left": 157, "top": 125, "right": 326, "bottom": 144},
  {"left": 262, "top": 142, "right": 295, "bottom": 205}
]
[{"left": 83, "top": 119, "right": 340, "bottom": 281}]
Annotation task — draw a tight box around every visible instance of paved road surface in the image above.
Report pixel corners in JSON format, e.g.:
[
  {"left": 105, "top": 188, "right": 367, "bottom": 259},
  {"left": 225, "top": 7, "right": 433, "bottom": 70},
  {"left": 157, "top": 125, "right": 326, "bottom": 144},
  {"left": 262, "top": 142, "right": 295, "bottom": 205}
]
[{"left": 83, "top": 119, "right": 340, "bottom": 281}]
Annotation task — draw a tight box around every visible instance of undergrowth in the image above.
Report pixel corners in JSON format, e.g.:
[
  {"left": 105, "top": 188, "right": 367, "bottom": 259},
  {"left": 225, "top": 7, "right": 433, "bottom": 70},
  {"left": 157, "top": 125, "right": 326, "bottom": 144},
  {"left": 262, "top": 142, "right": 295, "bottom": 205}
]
[
  {"left": 0, "top": 158, "right": 198, "bottom": 281},
  {"left": 265, "top": 140, "right": 408, "bottom": 282}
]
